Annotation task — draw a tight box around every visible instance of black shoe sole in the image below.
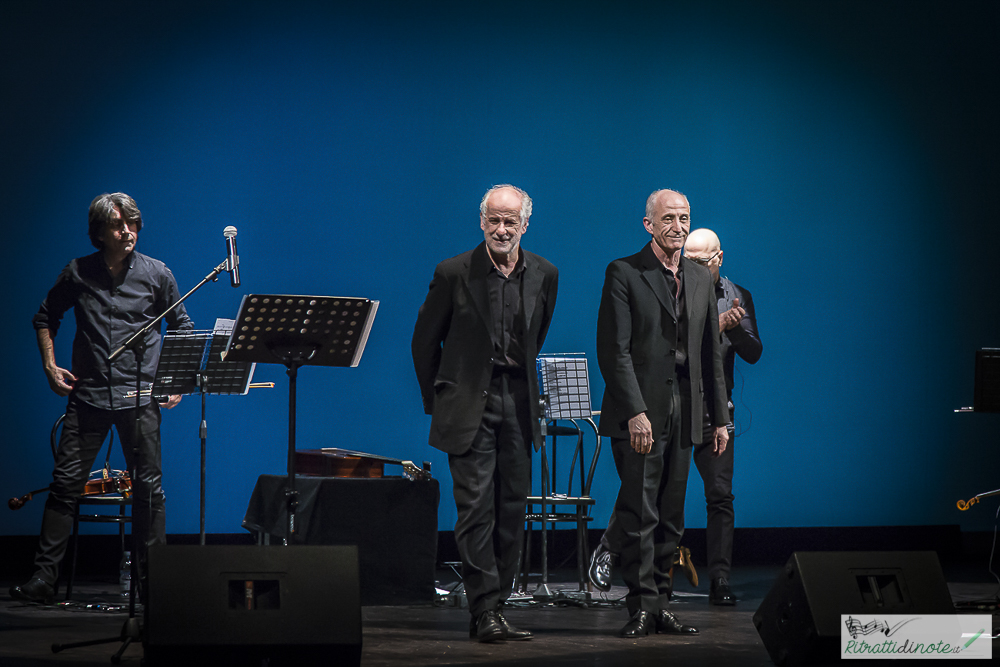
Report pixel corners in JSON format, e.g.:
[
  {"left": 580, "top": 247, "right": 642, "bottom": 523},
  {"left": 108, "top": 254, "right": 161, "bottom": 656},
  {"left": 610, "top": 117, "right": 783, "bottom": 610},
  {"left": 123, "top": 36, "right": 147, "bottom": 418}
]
[{"left": 11, "top": 592, "right": 54, "bottom": 605}]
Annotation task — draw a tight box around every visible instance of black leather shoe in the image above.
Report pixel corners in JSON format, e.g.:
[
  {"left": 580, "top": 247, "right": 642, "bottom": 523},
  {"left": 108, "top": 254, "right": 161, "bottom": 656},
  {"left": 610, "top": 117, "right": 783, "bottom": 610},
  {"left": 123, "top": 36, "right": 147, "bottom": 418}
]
[
  {"left": 619, "top": 610, "right": 654, "bottom": 637},
  {"left": 10, "top": 578, "right": 55, "bottom": 605},
  {"left": 588, "top": 543, "right": 614, "bottom": 592},
  {"left": 497, "top": 609, "right": 532, "bottom": 640},
  {"left": 709, "top": 577, "right": 736, "bottom": 606},
  {"left": 655, "top": 610, "right": 699, "bottom": 634},
  {"left": 472, "top": 610, "right": 505, "bottom": 643}
]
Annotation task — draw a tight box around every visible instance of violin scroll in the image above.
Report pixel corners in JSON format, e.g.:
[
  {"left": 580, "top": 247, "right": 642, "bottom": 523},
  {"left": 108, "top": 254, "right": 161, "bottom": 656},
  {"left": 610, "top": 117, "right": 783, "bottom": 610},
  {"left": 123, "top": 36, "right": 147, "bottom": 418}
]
[
  {"left": 8, "top": 487, "right": 50, "bottom": 511},
  {"left": 956, "top": 496, "right": 980, "bottom": 511}
]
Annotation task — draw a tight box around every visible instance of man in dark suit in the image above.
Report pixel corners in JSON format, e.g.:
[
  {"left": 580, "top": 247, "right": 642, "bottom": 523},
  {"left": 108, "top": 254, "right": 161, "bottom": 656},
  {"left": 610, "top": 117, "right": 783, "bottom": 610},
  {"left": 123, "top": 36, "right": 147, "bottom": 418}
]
[
  {"left": 588, "top": 228, "right": 762, "bottom": 607},
  {"left": 683, "top": 227, "right": 762, "bottom": 605},
  {"left": 412, "top": 184, "right": 558, "bottom": 643},
  {"left": 596, "top": 189, "right": 729, "bottom": 637}
]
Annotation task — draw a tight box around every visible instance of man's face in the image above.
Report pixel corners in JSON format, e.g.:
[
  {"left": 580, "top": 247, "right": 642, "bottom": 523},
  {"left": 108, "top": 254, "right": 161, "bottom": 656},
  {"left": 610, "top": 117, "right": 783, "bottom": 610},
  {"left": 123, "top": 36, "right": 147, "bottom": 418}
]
[
  {"left": 100, "top": 207, "right": 138, "bottom": 256},
  {"left": 643, "top": 191, "right": 690, "bottom": 255},
  {"left": 684, "top": 236, "right": 723, "bottom": 283},
  {"left": 480, "top": 188, "right": 527, "bottom": 258}
]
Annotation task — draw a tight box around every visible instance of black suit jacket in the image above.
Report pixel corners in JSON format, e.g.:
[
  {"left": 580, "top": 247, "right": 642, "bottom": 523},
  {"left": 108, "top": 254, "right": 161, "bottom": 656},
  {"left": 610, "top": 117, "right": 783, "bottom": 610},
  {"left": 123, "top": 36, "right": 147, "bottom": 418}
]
[
  {"left": 717, "top": 277, "right": 762, "bottom": 399},
  {"left": 412, "top": 242, "right": 558, "bottom": 455},
  {"left": 596, "top": 244, "right": 728, "bottom": 442}
]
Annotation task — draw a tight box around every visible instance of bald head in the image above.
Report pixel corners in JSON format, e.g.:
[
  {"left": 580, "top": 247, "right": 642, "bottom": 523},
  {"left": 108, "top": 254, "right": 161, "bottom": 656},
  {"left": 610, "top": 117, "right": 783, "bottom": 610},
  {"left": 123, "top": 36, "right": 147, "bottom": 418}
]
[{"left": 684, "top": 228, "right": 723, "bottom": 283}]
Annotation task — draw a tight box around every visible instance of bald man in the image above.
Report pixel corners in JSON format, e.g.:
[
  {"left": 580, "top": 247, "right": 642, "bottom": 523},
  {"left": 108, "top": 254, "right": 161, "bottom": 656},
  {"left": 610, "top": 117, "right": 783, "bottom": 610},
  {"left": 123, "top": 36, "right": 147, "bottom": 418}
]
[
  {"left": 589, "top": 227, "right": 762, "bottom": 607},
  {"left": 681, "top": 228, "right": 762, "bottom": 605},
  {"left": 596, "top": 190, "right": 729, "bottom": 637}
]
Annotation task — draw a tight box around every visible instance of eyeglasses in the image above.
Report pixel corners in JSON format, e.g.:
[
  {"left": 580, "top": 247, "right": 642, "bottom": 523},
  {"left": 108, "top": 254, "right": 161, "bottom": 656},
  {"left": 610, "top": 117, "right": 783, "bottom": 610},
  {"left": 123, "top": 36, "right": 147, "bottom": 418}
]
[{"left": 686, "top": 250, "right": 721, "bottom": 266}]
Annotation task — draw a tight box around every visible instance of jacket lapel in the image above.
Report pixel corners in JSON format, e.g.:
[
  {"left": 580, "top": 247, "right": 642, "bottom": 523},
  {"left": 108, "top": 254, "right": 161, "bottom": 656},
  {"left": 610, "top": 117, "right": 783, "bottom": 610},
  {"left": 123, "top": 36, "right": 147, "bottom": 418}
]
[
  {"left": 639, "top": 244, "right": 676, "bottom": 321},
  {"left": 465, "top": 243, "right": 496, "bottom": 345}
]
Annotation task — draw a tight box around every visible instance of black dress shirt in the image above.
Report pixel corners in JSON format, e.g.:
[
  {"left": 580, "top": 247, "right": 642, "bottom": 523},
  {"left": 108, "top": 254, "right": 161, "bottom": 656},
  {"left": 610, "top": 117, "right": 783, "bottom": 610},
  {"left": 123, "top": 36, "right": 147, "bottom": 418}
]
[
  {"left": 665, "top": 262, "right": 688, "bottom": 377},
  {"left": 33, "top": 250, "right": 193, "bottom": 410},
  {"left": 485, "top": 256, "right": 526, "bottom": 370}
]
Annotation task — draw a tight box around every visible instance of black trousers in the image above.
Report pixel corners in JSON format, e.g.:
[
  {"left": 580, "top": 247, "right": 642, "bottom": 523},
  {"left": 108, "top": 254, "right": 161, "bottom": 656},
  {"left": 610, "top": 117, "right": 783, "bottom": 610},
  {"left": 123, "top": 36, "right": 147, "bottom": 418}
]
[
  {"left": 691, "top": 406, "right": 735, "bottom": 580},
  {"left": 602, "top": 404, "right": 735, "bottom": 581},
  {"left": 447, "top": 371, "right": 532, "bottom": 618},
  {"left": 609, "top": 378, "right": 693, "bottom": 615},
  {"left": 33, "top": 397, "right": 166, "bottom": 586}
]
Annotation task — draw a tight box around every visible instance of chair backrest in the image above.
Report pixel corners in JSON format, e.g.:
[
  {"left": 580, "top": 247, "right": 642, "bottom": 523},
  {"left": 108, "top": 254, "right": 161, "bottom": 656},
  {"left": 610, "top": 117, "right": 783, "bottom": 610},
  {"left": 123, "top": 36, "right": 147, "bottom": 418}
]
[{"left": 50, "top": 413, "right": 116, "bottom": 471}]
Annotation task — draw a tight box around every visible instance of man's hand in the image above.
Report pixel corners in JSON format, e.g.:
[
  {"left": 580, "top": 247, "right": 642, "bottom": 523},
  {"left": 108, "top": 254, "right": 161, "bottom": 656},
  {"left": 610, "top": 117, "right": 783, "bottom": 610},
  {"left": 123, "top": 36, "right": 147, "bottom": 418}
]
[
  {"left": 712, "top": 425, "right": 729, "bottom": 456},
  {"left": 159, "top": 395, "right": 182, "bottom": 409},
  {"left": 719, "top": 297, "right": 746, "bottom": 332},
  {"left": 44, "top": 365, "right": 77, "bottom": 397},
  {"left": 628, "top": 412, "right": 653, "bottom": 454}
]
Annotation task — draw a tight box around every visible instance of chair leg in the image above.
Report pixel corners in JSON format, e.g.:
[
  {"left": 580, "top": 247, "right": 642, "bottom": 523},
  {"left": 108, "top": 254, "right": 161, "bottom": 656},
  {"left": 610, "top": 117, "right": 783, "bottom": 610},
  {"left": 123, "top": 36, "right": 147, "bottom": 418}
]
[
  {"left": 521, "top": 518, "right": 533, "bottom": 592},
  {"left": 118, "top": 504, "right": 127, "bottom": 555}
]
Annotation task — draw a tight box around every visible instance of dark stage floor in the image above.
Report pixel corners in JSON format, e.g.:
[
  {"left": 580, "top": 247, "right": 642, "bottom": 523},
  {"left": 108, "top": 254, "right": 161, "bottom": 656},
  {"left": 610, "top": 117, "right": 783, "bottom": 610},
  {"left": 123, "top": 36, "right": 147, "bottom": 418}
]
[{"left": 2, "top": 566, "right": 998, "bottom": 666}]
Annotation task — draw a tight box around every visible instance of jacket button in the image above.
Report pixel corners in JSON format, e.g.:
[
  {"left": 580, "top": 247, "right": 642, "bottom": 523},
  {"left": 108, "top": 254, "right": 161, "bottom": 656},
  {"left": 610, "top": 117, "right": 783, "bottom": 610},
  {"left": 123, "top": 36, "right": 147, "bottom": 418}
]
[
  {"left": 669, "top": 349, "right": 675, "bottom": 355},
  {"left": 482, "top": 390, "right": 488, "bottom": 398},
  {"left": 489, "top": 357, "right": 494, "bottom": 364},
  {"left": 667, "top": 378, "right": 673, "bottom": 385}
]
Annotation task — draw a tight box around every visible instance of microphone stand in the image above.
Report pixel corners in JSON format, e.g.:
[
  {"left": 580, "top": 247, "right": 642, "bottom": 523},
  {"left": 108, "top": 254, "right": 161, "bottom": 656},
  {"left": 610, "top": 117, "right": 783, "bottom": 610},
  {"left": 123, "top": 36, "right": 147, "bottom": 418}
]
[{"left": 52, "top": 256, "right": 233, "bottom": 663}]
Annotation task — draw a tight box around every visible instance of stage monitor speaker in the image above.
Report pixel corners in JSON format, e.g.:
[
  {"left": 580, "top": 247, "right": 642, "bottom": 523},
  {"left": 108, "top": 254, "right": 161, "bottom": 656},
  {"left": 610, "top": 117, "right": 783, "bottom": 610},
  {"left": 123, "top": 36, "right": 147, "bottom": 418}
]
[
  {"left": 752, "top": 551, "right": 954, "bottom": 667},
  {"left": 144, "top": 545, "right": 361, "bottom": 666}
]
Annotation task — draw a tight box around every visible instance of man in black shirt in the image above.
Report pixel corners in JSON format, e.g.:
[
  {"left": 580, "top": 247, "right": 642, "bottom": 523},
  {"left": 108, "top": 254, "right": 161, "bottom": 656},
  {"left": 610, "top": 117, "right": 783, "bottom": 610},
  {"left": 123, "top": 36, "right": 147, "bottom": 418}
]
[
  {"left": 11, "top": 193, "right": 192, "bottom": 604},
  {"left": 595, "top": 189, "right": 729, "bottom": 637},
  {"left": 412, "top": 185, "right": 558, "bottom": 642},
  {"left": 588, "top": 227, "right": 762, "bottom": 608}
]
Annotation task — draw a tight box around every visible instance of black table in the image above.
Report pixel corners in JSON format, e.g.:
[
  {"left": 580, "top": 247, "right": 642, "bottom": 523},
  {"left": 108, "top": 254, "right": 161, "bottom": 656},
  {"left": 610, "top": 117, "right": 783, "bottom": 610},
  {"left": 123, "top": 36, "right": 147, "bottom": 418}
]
[{"left": 243, "top": 474, "right": 439, "bottom": 605}]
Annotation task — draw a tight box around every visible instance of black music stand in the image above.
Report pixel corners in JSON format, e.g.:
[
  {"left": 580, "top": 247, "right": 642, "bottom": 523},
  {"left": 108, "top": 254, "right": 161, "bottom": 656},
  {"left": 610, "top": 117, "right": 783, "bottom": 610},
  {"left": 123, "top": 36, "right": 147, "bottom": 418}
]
[
  {"left": 222, "top": 294, "right": 379, "bottom": 544},
  {"left": 154, "top": 318, "right": 256, "bottom": 545}
]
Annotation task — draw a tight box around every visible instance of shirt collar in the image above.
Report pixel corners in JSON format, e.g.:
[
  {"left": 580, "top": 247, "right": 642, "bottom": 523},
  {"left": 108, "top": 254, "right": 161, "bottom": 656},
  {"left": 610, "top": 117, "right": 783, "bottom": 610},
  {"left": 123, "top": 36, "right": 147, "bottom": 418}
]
[
  {"left": 488, "top": 247, "right": 525, "bottom": 278},
  {"left": 649, "top": 241, "right": 682, "bottom": 275}
]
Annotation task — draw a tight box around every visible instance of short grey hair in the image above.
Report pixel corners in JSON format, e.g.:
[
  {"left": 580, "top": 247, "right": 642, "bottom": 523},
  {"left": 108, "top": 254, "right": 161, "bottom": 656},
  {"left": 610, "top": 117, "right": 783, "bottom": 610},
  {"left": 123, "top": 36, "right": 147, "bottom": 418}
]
[
  {"left": 644, "top": 189, "right": 688, "bottom": 219},
  {"left": 88, "top": 192, "right": 143, "bottom": 249},
  {"left": 480, "top": 184, "right": 533, "bottom": 225}
]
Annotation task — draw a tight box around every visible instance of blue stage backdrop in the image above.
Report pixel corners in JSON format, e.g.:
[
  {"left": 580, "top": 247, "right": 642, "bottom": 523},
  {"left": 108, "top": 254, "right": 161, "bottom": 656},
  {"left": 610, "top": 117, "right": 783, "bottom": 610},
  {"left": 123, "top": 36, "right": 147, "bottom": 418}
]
[{"left": 2, "top": 0, "right": 998, "bottom": 537}]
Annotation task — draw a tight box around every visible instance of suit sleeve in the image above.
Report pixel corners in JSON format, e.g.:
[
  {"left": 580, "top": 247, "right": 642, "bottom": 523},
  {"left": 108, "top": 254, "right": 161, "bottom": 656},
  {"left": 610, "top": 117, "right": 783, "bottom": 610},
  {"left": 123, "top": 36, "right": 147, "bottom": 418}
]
[
  {"left": 725, "top": 285, "right": 762, "bottom": 365},
  {"left": 596, "top": 261, "right": 646, "bottom": 420},
  {"left": 702, "top": 276, "right": 729, "bottom": 427},
  {"left": 411, "top": 265, "right": 452, "bottom": 415},
  {"left": 535, "top": 267, "right": 558, "bottom": 351}
]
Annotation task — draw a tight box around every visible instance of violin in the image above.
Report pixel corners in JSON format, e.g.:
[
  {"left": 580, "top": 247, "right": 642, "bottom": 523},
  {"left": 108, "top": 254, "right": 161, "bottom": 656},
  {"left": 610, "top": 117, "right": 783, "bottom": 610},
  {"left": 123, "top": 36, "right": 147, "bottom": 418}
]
[
  {"left": 8, "top": 467, "right": 131, "bottom": 511},
  {"left": 83, "top": 467, "right": 132, "bottom": 497}
]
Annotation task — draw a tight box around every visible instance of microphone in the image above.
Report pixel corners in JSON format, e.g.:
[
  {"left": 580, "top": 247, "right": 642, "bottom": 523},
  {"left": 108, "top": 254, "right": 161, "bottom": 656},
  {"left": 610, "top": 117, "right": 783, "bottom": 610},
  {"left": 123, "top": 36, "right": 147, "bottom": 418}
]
[{"left": 224, "top": 226, "right": 240, "bottom": 288}]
